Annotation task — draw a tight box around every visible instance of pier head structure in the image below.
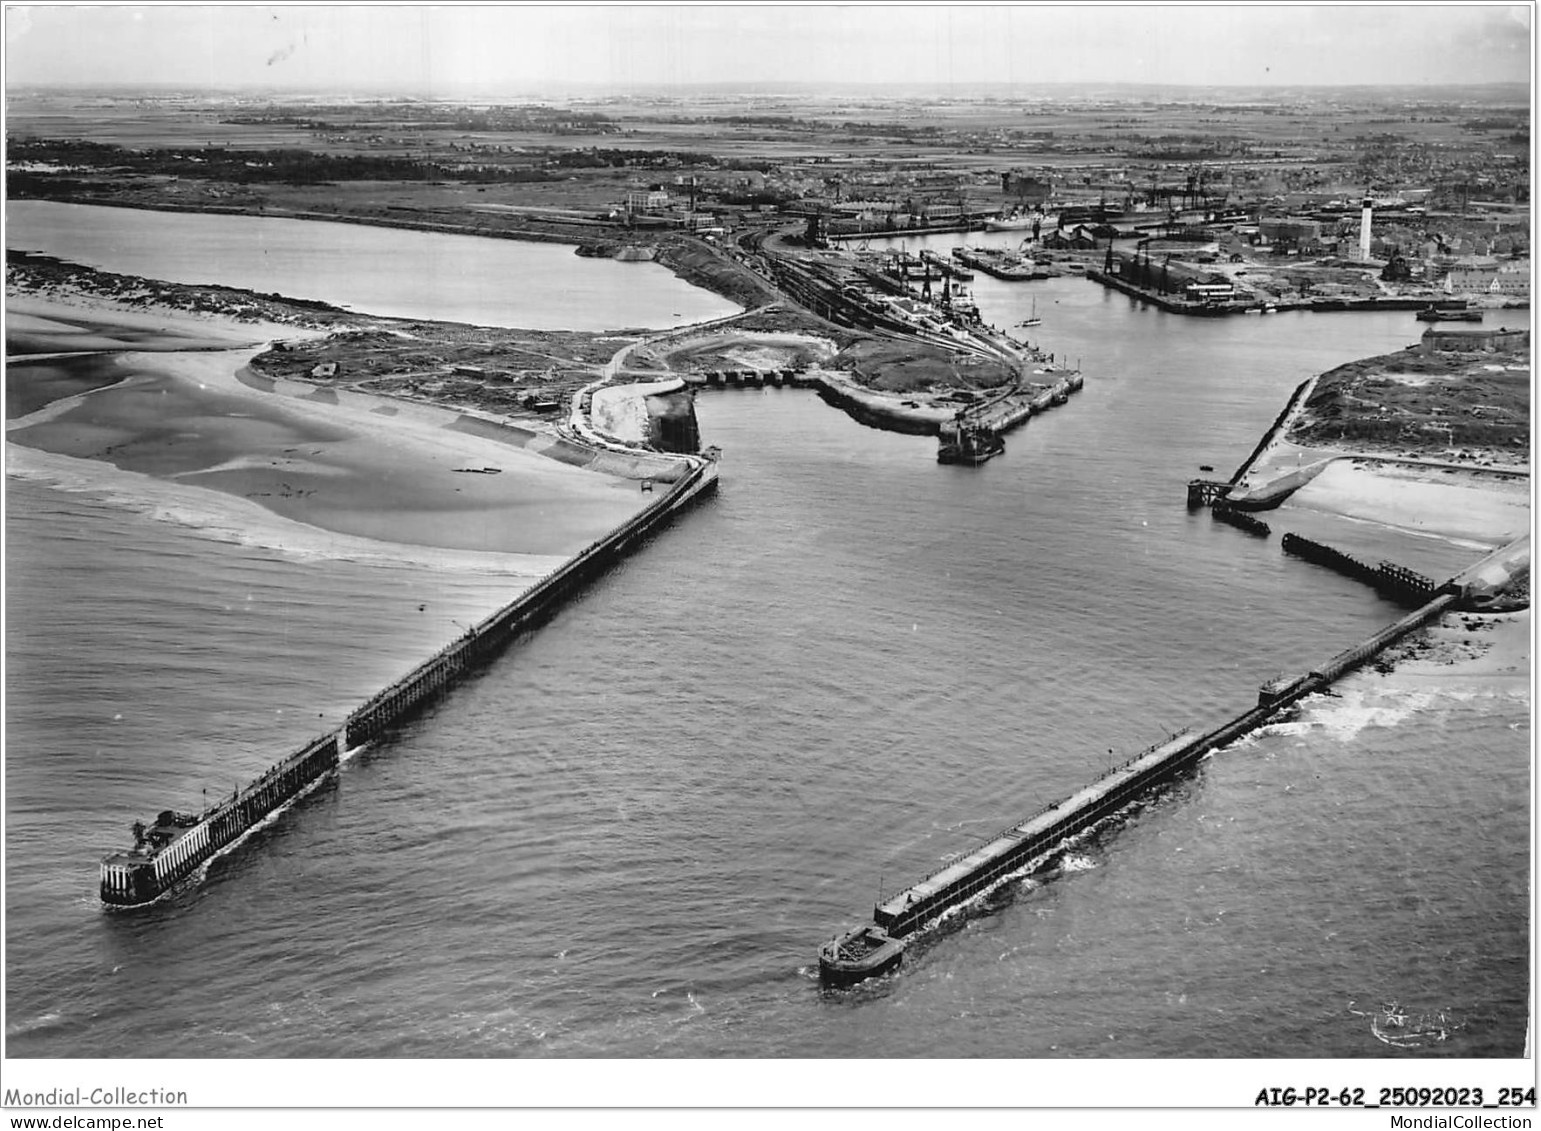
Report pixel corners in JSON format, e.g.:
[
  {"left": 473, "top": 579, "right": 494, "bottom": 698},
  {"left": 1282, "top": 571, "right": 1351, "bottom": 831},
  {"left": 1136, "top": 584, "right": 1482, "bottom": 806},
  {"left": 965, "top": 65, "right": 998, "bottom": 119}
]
[{"left": 819, "top": 548, "right": 1520, "bottom": 988}]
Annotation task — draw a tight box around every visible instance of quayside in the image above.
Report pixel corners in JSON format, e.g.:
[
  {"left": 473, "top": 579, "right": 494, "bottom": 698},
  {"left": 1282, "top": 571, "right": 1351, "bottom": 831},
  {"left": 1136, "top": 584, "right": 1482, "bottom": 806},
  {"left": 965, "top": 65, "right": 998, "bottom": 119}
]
[
  {"left": 100, "top": 452, "right": 719, "bottom": 909},
  {"left": 820, "top": 586, "right": 1474, "bottom": 987}
]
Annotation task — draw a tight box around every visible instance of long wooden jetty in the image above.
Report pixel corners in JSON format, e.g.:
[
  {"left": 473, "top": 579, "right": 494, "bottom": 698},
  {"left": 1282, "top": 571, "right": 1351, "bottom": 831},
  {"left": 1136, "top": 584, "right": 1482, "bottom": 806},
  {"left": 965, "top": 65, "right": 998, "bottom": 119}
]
[
  {"left": 101, "top": 452, "right": 720, "bottom": 908},
  {"left": 342, "top": 454, "right": 717, "bottom": 748},
  {"left": 819, "top": 585, "right": 1466, "bottom": 985}
]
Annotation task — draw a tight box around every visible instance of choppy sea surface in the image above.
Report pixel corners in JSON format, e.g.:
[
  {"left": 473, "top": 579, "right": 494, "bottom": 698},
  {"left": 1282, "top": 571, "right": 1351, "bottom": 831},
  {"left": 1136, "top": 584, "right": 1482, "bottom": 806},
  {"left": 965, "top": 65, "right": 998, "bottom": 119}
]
[{"left": 4, "top": 235, "right": 1529, "bottom": 1059}]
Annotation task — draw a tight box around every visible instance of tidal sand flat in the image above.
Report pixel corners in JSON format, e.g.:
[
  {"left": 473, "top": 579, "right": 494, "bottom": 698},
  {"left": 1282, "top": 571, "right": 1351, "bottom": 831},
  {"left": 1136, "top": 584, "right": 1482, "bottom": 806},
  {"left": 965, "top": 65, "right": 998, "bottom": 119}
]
[
  {"left": 6, "top": 292, "right": 303, "bottom": 354},
  {"left": 5, "top": 352, "right": 134, "bottom": 419},
  {"left": 1288, "top": 459, "right": 1530, "bottom": 548},
  {"left": 5, "top": 296, "right": 654, "bottom": 558},
  {"left": 6, "top": 293, "right": 314, "bottom": 415}
]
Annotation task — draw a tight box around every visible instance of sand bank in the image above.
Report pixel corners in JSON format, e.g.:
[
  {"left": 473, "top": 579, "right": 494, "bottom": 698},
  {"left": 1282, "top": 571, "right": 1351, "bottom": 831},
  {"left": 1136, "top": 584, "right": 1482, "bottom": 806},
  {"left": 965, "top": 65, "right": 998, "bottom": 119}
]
[
  {"left": 1286, "top": 459, "right": 1529, "bottom": 549},
  {"left": 6, "top": 291, "right": 319, "bottom": 353},
  {"left": 6, "top": 294, "right": 654, "bottom": 557}
]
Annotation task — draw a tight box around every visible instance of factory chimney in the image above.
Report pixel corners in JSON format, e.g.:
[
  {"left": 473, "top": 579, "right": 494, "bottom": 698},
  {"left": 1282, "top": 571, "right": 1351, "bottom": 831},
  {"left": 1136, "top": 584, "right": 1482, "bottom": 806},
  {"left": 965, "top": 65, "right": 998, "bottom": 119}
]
[{"left": 1359, "top": 197, "right": 1373, "bottom": 261}]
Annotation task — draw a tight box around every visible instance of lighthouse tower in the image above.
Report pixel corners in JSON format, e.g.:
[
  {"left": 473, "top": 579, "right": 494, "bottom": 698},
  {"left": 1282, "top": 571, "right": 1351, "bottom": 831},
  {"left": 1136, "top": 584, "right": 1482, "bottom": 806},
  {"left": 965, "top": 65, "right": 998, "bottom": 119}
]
[{"left": 1359, "top": 197, "right": 1374, "bottom": 261}]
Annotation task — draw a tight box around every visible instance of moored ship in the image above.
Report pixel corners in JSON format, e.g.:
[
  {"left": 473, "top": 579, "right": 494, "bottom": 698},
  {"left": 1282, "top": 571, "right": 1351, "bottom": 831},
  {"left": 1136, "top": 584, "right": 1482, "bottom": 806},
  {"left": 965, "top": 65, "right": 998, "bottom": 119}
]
[
  {"left": 1415, "top": 303, "right": 1482, "bottom": 323},
  {"left": 985, "top": 213, "right": 1035, "bottom": 232}
]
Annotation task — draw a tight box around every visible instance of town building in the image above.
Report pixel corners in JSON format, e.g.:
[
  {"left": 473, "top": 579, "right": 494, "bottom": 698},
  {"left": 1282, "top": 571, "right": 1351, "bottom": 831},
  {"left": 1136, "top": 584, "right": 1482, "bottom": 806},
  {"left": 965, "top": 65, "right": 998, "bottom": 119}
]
[
  {"left": 1258, "top": 217, "right": 1323, "bottom": 253},
  {"left": 1001, "top": 172, "right": 1051, "bottom": 207},
  {"left": 1445, "top": 260, "right": 1531, "bottom": 299},
  {"left": 626, "top": 186, "right": 670, "bottom": 214},
  {"left": 1420, "top": 326, "right": 1529, "bottom": 354}
]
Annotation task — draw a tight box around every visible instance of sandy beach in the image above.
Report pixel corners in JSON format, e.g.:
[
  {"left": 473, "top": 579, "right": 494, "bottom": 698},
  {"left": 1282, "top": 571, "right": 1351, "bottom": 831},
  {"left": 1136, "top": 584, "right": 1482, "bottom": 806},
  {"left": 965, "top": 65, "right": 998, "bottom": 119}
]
[
  {"left": 6, "top": 291, "right": 313, "bottom": 353},
  {"left": 1288, "top": 457, "right": 1530, "bottom": 548},
  {"left": 1374, "top": 608, "right": 1531, "bottom": 714},
  {"left": 6, "top": 293, "right": 655, "bottom": 558}
]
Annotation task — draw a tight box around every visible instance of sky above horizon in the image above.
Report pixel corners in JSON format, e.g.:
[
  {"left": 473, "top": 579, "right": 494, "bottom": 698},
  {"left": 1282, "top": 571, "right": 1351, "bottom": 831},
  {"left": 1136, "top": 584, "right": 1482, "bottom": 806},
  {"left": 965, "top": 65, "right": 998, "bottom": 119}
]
[{"left": 4, "top": 4, "right": 1533, "bottom": 93}]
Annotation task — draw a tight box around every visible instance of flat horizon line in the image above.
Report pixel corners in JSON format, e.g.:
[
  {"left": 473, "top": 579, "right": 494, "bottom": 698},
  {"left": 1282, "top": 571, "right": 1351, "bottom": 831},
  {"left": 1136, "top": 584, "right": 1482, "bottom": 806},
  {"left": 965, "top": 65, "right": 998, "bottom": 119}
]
[{"left": 8, "top": 79, "right": 1530, "bottom": 96}]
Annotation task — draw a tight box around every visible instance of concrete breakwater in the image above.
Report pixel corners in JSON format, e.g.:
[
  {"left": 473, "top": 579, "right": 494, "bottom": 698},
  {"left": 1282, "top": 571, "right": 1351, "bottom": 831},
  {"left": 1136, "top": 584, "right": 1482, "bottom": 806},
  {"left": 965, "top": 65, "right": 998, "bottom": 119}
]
[
  {"left": 812, "top": 374, "right": 949, "bottom": 435},
  {"left": 963, "top": 373, "right": 1085, "bottom": 436},
  {"left": 820, "top": 586, "right": 1465, "bottom": 984},
  {"left": 100, "top": 453, "right": 719, "bottom": 907},
  {"left": 1187, "top": 374, "right": 1328, "bottom": 512},
  {"left": 690, "top": 367, "right": 1084, "bottom": 442},
  {"left": 1226, "top": 459, "right": 1337, "bottom": 511},
  {"left": 1228, "top": 377, "right": 1314, "bottom": 488},
  {"left": 687, "top": 368, "right": 950, "bottom": 435}
]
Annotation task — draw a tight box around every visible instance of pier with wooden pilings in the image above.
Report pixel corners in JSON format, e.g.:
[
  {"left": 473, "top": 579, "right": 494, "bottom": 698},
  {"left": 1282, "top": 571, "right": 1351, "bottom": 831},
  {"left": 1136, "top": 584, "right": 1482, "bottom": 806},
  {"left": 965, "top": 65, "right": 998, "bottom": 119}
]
[
  {"left": 100, "top": 452, "right": 721, "bottom": 909},
  {"left": 1187, "top": 479, "right": 1232, "bottom": 507},
  {"left": 822, "top": 521, "right": 1530, "bottom": 984},
  {"left": 819, "top": 580, "right": 1472, "bottom": 987},
  {"left": 1281, "top": 532, "right": 1444, "bottom": 606},
  {"left": 345, "top": 452, "right": 720, "bottom": 752},
  {"left": 1211, "top": 503, "right": 1270, "bottom": 537}
]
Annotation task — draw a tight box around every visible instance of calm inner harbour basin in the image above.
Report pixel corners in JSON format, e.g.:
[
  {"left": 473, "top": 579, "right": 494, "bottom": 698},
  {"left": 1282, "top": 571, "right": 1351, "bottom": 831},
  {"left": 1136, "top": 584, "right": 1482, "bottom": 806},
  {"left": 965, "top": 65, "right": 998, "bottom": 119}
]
[{"left": 5, "top": 203, "right": 1528, "bottom": 1063}]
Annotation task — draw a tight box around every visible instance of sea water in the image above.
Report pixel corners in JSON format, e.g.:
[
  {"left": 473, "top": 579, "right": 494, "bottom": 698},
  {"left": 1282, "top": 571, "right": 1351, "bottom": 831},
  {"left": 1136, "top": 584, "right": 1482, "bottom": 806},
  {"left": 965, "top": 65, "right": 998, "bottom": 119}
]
[{"left": 4, "top": 249, "right": 1528, "bottom": 1059}]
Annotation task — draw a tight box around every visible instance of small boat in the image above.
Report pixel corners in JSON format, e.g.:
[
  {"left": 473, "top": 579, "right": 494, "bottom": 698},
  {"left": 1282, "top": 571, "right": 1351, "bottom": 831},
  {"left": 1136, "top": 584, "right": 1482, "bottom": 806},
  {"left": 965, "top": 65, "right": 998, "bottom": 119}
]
[
  {"left": 1018, "top": 298, "right": 1041, "bottom": 328},
  {"left": 1351, "top": 1001, "right": 1454, "bottom": 1049}
]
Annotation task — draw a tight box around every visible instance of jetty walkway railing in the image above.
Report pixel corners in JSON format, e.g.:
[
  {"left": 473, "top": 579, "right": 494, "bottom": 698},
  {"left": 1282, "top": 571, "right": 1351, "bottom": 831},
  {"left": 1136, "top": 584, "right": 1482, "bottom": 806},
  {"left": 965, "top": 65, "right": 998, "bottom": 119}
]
[
  {"left": 343, "top": 455, "right": 715, "bottom": 749},
  {"left": 168, "top": 452, "right": 716, "bottom": 832},
  {"left": 839, "top": 585, "right": 1465, "bottom": 958}
]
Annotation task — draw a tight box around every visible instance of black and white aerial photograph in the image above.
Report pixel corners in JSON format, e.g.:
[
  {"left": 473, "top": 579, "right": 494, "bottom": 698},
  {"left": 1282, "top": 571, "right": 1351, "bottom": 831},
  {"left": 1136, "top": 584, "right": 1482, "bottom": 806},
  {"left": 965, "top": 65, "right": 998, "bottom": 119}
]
[{"left": 2, "top": 2, "right": 1533, "bottom": 1125}]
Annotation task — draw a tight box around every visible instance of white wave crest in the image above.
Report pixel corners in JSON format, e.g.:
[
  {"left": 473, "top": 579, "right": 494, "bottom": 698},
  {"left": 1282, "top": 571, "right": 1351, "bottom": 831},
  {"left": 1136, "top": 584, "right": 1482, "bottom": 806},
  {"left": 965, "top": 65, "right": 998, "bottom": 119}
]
[
  {"left": 6, "top": 1011, "right": 66, "bottom": 1037},
  {"left": 1288, "top": 686, "right": 1441, "bottom": 741}
]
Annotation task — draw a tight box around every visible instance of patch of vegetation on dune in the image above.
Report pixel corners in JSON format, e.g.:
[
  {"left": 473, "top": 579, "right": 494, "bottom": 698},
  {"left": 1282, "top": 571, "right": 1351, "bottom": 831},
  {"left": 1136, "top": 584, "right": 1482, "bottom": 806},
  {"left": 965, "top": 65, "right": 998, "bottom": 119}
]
[
  {"left": 1290, "top": 345, "right": 1529, "bottom": 456},
  {"left": 836, "top": 338, "right": 1016, "bottom": 392}
]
